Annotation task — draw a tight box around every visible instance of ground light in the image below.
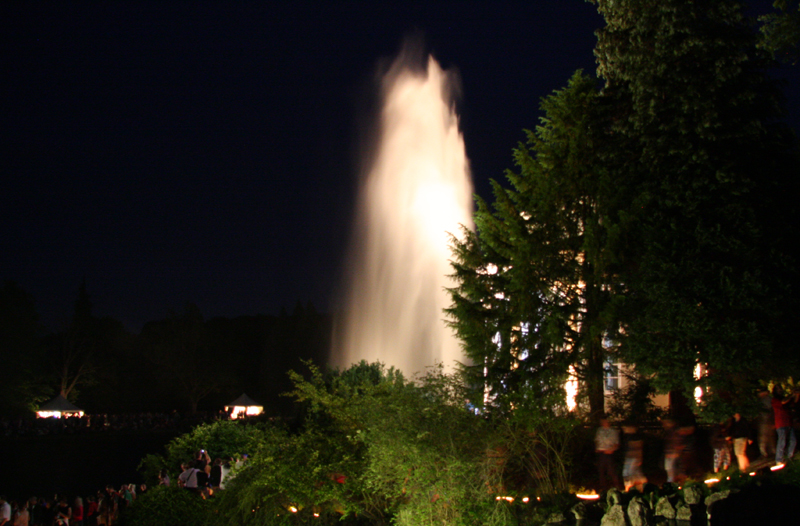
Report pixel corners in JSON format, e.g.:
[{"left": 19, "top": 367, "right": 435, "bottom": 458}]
[
  {"left": 704, "top": 478, "right": 720, "bottom": 485},
  {"left": 576, "top": 493, "right": 600, "bottom": 500},
  {"left": 770, "top": 462, "right": 785, "bottom": 471}
]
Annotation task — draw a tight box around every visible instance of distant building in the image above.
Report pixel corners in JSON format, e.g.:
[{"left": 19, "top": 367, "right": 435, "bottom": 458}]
[{"left": 603, "top": 361, "right": 669, "bottom": 413}]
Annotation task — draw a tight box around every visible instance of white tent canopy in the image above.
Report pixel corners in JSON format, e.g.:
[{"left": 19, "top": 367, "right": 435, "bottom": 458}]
[
  {"left": 36, "top": 394, "right": 84, "bottom": 418},
  {"left": 225, "top": 393, "right": 263, "bottom": 419}
]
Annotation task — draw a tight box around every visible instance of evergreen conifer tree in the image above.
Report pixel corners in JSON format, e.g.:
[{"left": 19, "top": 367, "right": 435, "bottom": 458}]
[
  {"left": 592, "top": 0, "right": 799, "bottom": 413},
  {"left": 448, "top": 72, "right": 615, "bottom": 416},
  {"left": 448, "top": 0, "right": 799, "bottom": 419}
]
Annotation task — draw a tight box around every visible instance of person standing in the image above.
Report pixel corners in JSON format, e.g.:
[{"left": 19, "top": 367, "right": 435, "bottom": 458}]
[
  {"left": 158, "top": 469, "right": 170, "bottom": 487},
  {"left": 772, "top": 385, "right": 798, "bottom": 467},
  {"left": 178, "top": 462, "right": 200, "bottom": 494},
  {"left": 220, "top": 458, "right": 233, "bottom": 490},
  {"left": 71, "top": 497, "right": 83, "bottom": 526},
  {"left": 31, "top": 497, "right": 51, "bottom": 526},
  {"left": 101, "top": 487, "right": 118, "bottom": 526},
  {"left": 0, "top": 496, "right": 10, "bottom": 526},
  {"left": 710, "top": 418, "right": 732, "bottom": 473},
  {"left": 729, "top": 413, "right": 752, "bottom": 471},
  {"left": 595, "top": 416, "right": 621, "bottom": 491},
  {"left": 83, "top": 496, "right": 97, "bottom": 526},
  {"left": 757, "top": 389, "right": 776, "bottom": 459},
  {"left": 55, "top": 497, "right": 71, "bottom": 526},
  {"left": 622, "top": 423, "right": 647, "bottom": 491},
  {"left": 662, "top": 418, "right": 678, "bottom": 483},
  {"left": 12, "top": 500, "right": 29, "bottom": 526},
  {"left": 96, "top": 492, "right": 110, "bottom": 526},
  {"left": 209, "top": 458, "right": 223, "bottom": 495}
]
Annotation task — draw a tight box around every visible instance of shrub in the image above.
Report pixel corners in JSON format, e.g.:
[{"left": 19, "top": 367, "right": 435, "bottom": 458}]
[
  {"left": 139, "top": 419, "right": 270, "bottom": 485},
  {"left": 120, "top": 485, "right": 212, "bottom": 526}
]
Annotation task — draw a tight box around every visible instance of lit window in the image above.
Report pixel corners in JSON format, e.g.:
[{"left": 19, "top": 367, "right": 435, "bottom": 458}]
[{"left": 604, "top": 362, "right": 619, "bottom": 392}]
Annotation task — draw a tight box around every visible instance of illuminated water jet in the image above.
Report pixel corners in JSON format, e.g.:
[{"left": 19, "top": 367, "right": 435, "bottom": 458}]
[{"left": 333, "top": 48, "right": 474, "bottom": 377}]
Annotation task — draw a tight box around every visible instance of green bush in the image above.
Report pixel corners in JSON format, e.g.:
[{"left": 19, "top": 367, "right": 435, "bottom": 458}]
[
  {"left": 135, "top": 361, "right": 585, "bottom": 525},
  {"left": 120, "top": 485, "right": 213, "bottom": 526},
  {"left": 139, "top": 419, "right": 270, "bottom": 485}
]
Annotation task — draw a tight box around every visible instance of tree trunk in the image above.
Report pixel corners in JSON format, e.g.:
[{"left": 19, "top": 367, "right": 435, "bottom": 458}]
[{"left": 586, "top": 337, "right": 606, "bottom": 420}]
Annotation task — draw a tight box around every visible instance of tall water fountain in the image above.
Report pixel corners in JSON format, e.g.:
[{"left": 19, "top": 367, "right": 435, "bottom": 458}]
[{"left": 333, "top": 47, "right": 474, "bottom": 377}]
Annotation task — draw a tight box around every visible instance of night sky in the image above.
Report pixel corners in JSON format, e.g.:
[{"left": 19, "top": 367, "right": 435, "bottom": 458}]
[{"left": 2, "top": 1, "right": 797, "bottom": 332}]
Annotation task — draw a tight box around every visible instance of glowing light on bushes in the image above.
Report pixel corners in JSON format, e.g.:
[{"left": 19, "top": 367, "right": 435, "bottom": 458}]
[{"left": 565, "top": 366, "right": 578, "bottom": 411}]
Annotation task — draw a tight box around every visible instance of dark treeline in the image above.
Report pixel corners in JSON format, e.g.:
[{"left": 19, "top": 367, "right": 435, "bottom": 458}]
[{"left": 0, "top": 280, "right": 331, "bottom": 419}]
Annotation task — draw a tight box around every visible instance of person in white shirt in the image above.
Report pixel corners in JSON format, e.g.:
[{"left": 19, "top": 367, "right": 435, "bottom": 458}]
[
  {"left": 595, "top": 416, "right": 621, "bottom": 490},
  {"left": 0, "top": 496, "right": 12, "bottom": 526},
  {"left": 178, "top": 462, "right": 200, "bottom": 493}
]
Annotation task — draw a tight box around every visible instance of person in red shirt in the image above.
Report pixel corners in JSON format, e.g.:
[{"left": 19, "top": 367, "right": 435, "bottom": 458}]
[
  {"left": 72, "top": 497, "right": 84, "bottom": 526},
  {"left": 772, "top": 385, "right": 798, "bottom": 465},
  {"left": 84, "top": 495, "right": 98, "bottom": 526}
]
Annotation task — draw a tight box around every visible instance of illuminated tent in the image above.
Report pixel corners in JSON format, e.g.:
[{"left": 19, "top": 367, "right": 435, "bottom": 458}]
[
  {"left": 225, "top": 393, "right": 263, "bottom": 419},
  {"left": 36, "top": 394, "right": 84, "bottom": 418}
]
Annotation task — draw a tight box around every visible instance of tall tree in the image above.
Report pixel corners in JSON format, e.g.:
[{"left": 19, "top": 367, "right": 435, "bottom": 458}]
[
  {"left": 592, "top": 0, "right": 799, "bottom": 414},
  {"left": 45, "top": 280, "right": 103, "bottom": 400},
  {"left": 140, "top": 303, "right": 232, "bottom": 413},
  {"left": 759, "top": 0, "right": 800, "bottom": 64},
  {"left": 448, "top": 72, "right": 617, "bottom": 417},
  {"left": 449, "top": 0, "right": 799, "bottom": 419}
]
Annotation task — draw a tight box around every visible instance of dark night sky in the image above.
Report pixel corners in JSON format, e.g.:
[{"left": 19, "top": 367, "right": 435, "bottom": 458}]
[{"left": 2, "top": 1, "right": 798, "bottom": 332}]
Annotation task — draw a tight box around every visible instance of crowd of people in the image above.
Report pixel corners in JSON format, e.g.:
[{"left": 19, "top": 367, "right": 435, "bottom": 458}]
[
  {"left": 174, "top": 449, "right": 243, "bottom": 499},
  {"left": 595, "top": 385, "right": 800, "bottom": 491},
  {"left": 0, "top": 483, "right": 146, "bottom": 526},
  {"left": 0, "top": 446, "right": 245, "bottom": 525}
]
